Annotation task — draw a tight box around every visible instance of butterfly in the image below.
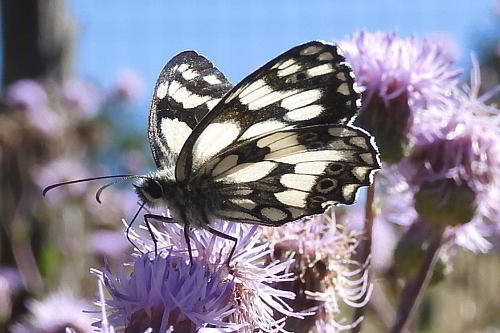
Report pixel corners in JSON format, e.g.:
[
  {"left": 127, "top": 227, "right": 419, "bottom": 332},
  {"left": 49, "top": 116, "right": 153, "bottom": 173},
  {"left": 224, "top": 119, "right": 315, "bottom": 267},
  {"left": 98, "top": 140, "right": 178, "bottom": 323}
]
[{"left": 44, "top": 41, "right": 380, "bottom": 265}]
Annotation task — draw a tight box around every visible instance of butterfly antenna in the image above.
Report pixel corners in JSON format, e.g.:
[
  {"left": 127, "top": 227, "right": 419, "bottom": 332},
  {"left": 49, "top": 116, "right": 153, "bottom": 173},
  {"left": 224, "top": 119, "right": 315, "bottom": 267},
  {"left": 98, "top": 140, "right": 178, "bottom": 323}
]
[
  {"left": 95, "top": 175, "right": 142, "bottom": 204},
  {"left": 42, "top": 174, "right": 135, "bottom": 196}
]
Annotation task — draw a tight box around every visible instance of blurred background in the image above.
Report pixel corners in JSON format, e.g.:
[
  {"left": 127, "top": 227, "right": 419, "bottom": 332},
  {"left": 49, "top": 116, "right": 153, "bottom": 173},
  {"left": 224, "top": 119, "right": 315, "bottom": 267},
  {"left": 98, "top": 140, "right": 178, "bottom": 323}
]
[{"left": 1, "top": 1, "right": 499, "bottom": 332}]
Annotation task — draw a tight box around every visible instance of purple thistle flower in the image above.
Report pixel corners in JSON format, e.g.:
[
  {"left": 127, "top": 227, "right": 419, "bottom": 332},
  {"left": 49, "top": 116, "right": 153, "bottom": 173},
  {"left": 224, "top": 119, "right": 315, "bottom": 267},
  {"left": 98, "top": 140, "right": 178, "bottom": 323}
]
[
  {"left": 340, "top": 31, "right": 461, "bottom": 109},
  {"left": 381, "top": 171, "right": 493, "bottom": 254},
  {"left": 93, "top": 252, "right": 238, "bottom": 332},
  {"left": 10, "top": 291, "right": 94, "bottom": 333},
  {"left": 383, "top": 60, "right": 500, "bottom": 252},
  {"left": 4, "top": 79, "right": 64, "bottom": 134},
  {"left": 262, "top": 213, "right": 371, "bottom": 332},
  {"left": 0, "top": 268, "right": 22, "bottom": 323},
  {"left": 413, "top": 69, "right": 499, "bottom": 208},
  {"left": 98, "top": 219, "right": 301, "bottom": 332},
  {"left": 62, "top": 79, "right": 102, "bottom": 117},
  {"left": 5, "top": 79, "right": 48, "bottom": 112},
  {"left": 410, "top": 112, "right": 500, "bottom": 191},
  {"left": 339, "top": 31, "right": 462, "bottom": 163}
]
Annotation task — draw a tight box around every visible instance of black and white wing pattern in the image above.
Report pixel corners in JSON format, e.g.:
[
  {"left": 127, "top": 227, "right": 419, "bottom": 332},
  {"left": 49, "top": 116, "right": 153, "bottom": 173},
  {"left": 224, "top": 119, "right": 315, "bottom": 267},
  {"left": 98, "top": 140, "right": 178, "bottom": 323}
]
[
  {"left": 174, "top": 41, "right": 380, "bottom": 225},
  {"left": 176, "top": 41, "right": 362, "bottom": 181},
  {"left": 148, "top": 51, "right": 232, "bottom": 169},
  {"left": 197, "top": 124, "right": 377, "bottom": 225}
]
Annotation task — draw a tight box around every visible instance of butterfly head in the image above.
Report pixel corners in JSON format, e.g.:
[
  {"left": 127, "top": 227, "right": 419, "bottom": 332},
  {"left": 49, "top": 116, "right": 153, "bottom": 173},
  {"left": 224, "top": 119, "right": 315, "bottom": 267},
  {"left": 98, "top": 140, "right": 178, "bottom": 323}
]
[{"left": 134, "top": 174, "right": 176, "bottom": 208}]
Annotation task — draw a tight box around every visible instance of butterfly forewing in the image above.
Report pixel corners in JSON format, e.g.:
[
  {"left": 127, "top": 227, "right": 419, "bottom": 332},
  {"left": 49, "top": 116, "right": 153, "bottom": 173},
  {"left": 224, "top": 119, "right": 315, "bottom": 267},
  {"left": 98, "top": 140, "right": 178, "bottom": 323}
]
[
  {"left": 176, "top": 41, "right": 361, "bottom": 182},
  {"left": 148, "top": 51, "right": 232, "bottom": 169}
]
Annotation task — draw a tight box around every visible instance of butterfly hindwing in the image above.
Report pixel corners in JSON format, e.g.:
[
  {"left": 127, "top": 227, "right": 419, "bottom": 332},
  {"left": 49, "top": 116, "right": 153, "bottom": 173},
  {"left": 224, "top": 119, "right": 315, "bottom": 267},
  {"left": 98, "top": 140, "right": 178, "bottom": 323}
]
[
  {"left": 176, "top": 41, "right": 361, "bottom": 181},
  {"left": 194, "top": 124, "right": 379, "bottom": 225},
  {"left": 148, "top": 51, "right": 232, "bottom": 169}
]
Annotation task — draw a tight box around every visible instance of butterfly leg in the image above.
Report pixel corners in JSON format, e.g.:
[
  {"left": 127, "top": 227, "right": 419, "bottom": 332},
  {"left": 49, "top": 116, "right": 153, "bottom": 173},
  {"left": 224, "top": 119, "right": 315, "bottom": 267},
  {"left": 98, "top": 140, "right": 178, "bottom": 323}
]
[
  {"left": 143, "top": 214, "right": 174, "bottom": 256},
  {"left": 126, "top": 202, "right": 146, "bottom": 253},
  {"left": 183, "top": 224, "right": 194, "bottom": 267},
  {"left": 204, "top": 225, "right": 237, "bottom": 267}
]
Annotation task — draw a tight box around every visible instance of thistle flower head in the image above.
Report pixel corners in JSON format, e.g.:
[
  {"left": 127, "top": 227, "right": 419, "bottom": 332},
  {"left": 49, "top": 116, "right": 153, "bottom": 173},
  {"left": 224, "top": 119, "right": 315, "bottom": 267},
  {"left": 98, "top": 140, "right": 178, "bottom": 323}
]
[
  {"left": 97, "top": 219, "right": 300, "bottom": 332},
  {"left": 380, "top": 61, "right": 500, "bottom": 251},
  {"left": 340, "top": 31, "right": 461, "bottom": 109},
  {"left": 339, "top": 31, "right": 462, "bottom": 163},
  {"left": 11, "top": 291, "right": 94, "bottom": 333},
  {"left": 94, "top": 252, "right": 237, "bottom": 333},
  {"left": 5, "top": 79, "right": 48, "bottom": 111},
  {"left": 0, "top": 268, "right": 22, "bottom": 324},
  {"left": 262, "top": 212, "right": 371, "bottom": 332},
  {"left": 4, "top": 79, "right": 63, "bottom": 134},
  {"left": 410, "top": 94, "right": 500, "bottom": 192},
  {"left": 381, "top": 167, "right": 494, "bottom": 253},
  {"left": 407, "top": 62, "right": 500, "bottom": 231}
]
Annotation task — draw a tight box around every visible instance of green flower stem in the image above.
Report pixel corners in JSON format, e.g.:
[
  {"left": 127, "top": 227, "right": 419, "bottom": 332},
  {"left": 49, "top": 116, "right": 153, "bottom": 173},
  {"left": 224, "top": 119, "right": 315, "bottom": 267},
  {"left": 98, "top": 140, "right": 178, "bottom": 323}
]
[{"left": 391, "top": 228, "right": 444, "bottom": 333}]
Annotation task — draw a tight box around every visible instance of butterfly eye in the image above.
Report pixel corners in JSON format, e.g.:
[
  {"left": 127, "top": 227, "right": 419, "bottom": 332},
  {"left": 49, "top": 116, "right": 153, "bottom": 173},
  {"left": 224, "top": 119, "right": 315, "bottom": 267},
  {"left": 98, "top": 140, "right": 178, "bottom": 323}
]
[{"left": 147, "top": 180, "right": 164, "bottom": 199}]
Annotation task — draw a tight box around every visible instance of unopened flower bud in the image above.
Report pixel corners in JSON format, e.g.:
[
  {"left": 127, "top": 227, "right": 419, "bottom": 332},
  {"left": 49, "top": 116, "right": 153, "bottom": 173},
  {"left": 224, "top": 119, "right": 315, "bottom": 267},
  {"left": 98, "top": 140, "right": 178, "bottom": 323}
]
[
  {"left": 415, "top": 179, "right": 476, "bottom": 228},
  {"left": 355, "top": 89, "right": 411, "bottom": 164}
]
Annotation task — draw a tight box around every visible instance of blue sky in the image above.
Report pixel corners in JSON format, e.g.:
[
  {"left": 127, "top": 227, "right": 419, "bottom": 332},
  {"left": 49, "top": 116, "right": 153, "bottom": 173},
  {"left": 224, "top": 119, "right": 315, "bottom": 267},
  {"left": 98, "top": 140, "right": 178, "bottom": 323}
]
[{"left": 71, "top": 1, "right": 497, "bottom": 111}]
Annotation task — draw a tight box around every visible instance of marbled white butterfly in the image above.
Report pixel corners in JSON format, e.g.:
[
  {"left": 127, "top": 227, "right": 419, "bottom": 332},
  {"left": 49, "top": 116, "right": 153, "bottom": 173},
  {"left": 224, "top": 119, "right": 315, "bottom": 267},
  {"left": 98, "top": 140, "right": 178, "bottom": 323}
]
[{"left": 44, "top": 41, "right": 380, "bottom": 264}]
